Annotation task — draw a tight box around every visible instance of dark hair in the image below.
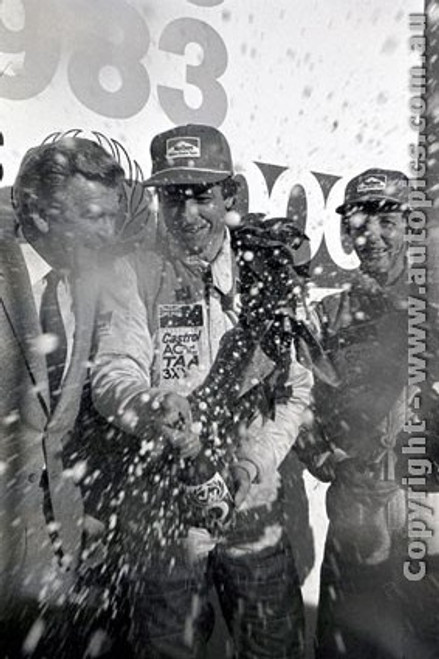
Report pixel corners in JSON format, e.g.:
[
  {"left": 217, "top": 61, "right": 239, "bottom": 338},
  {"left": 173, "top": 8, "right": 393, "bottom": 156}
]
[
  {"left": 157, "top": 175, "right": 239, "bottom": 201},
  {"left": 12, "top": 137, "right": 124, "bottom": 225},
  {"left": 341, "top": 201, "right": 410, "bottom": 232},
  {"left": 218, "top": 175, "right": 239, "bottom": 202}
]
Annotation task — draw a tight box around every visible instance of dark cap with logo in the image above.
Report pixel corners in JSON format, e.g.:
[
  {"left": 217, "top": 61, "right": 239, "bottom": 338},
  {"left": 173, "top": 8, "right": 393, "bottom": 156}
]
[
  {"left": 144, "top": 124, "right": 234, "bottom": 187},
  {"left": 336, "top": 168, "right": 410, "bottom": 214}
]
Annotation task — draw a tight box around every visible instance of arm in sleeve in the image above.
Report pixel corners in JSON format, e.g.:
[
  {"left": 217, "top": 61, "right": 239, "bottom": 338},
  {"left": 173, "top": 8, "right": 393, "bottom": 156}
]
[
  {"left": 291, "top": 294, "right": 350, "bottom": 480},
  {"left": 236, "top": 345, "right": 314, "bottom": 483},
  {"left": 293, "top": 421, "right": 349, "bottom": 482},
  {"left": 91, "top": 256, "right": 164, "bottom": 447}
]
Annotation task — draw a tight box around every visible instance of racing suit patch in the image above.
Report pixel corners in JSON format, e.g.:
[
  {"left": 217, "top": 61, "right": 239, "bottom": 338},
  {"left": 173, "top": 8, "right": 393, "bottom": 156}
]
[{"left": 158, "top": 303, "right": 207, "bottom": 390}]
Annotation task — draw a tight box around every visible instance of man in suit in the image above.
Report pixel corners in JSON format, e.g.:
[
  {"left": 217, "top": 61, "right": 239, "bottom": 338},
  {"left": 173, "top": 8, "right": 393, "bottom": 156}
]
[{"left": 0, "top": 136, "right": 126, "bottom": 657}]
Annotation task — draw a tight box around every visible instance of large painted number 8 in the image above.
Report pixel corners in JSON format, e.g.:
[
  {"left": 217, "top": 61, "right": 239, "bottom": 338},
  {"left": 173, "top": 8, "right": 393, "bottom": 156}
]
[
  {"left": 67, "top": 0, "right": 150, "bottom": 119},
  {"left": 158, "top": 18, "right": 228, "bottom": 127}
]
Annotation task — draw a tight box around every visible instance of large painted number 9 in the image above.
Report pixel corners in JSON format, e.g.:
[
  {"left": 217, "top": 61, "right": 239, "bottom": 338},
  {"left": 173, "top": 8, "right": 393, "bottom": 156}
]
[
  {"left": 0, "top": 0, "right": 60, "bottom": 99},
  {"left": 158, "top": 18, "right": 228, "bottom": 127},
  {"left": 67, "top": 0, "right": 150, "bottom": 119}
]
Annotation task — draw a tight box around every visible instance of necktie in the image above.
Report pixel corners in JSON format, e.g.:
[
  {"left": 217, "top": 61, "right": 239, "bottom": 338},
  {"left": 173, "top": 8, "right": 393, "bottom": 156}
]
[
  {"left": 39, "top": 270, "right": 67, "bottom": 409},
  {"left": 202, "top": 265, "right": 213, "bottom": 300}
]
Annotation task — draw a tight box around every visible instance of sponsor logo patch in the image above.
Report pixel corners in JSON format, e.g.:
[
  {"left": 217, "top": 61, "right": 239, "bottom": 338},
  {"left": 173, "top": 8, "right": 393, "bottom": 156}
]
[
  {"left": 158, "top": 304, "right": 204, "bottom": 385},
  {"left": 166, "top": 137, "right": 201, "bottom": 160},
  {"left": 159, "top": 304, "right": 203, "bottom": 328},
  {"left": 357, "top": 175, "right": 387, "bottom": 193}
]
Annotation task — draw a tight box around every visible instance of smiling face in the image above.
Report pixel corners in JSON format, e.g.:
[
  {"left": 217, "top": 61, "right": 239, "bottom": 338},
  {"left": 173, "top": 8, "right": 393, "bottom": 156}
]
[
  {"left": 158, "top": 183, "right": 230, "bottom": 262},
  {"left": 25, "top": 173, "right": 126, "bottom": 269},
  {"left": 344, "top": 207, "right": 406, "bottom": 282}
]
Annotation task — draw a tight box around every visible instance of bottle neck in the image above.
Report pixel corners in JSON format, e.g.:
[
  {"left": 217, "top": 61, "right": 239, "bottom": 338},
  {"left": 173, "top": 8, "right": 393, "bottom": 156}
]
[{"left": 179, "top": 446, "right": 220, "bottom": 486}]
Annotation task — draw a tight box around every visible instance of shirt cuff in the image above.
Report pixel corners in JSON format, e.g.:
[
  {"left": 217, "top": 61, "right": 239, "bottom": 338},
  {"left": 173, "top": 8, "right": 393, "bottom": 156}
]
[{"left": 235, "top": 458, "right": 259, "bottom": 484}]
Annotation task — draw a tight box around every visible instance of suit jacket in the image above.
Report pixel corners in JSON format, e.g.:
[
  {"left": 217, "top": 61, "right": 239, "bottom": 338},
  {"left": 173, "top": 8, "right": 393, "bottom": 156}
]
[{"left": 0, "top": 238, "right": 98, "bottom": 615}]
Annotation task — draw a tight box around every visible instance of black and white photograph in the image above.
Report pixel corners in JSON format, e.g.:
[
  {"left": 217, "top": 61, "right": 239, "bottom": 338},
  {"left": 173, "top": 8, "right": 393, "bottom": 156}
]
[{"left": 0, "top": 1, "right": 438, "bottom": 657}]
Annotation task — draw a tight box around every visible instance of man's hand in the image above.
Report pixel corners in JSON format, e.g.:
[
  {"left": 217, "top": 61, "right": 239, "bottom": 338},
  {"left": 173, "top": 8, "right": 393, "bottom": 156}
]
[
  {"left": 327, "top": 459, "right": 399, "bottom": 566},
  {"left": 82, "top": 514, "right": 106, "bottom": 538},
  {"left": 231, "top": 463, "right": 253, "bottom": 509},
  {"left": 152, "top": 392, "right": 201, "bottom": 459},
  {"left": 183, "top": 527, "right": 217, "bottom": 566},
  {"left": 335, "top": 458, "right": 399, "bottom": 507},
  {"left": 80, "top": 515, "right": 106, "bottom": 573}
]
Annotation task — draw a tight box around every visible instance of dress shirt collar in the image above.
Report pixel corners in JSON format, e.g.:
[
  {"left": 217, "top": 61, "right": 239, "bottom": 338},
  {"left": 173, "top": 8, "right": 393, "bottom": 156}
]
[
  {"left": 21, "top": 242, "right": 51, "bottom": 286},
  {"left": 182, "top": 229, "right": 233, "bottom": 295}
]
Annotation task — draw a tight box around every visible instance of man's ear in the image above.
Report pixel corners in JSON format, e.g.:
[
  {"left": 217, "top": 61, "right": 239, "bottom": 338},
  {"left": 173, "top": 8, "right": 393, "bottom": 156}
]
[
  {"left": 341, "top": 222, "right": 355, "bottom": 253},
  {"left": 29, "top": 210, "right": 50, "bottom": 234}
]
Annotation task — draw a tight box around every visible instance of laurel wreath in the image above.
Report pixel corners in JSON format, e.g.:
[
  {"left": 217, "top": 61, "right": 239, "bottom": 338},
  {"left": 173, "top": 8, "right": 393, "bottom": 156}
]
[{"left": 42, "top": 128, "right": 153, "bottom": 249}]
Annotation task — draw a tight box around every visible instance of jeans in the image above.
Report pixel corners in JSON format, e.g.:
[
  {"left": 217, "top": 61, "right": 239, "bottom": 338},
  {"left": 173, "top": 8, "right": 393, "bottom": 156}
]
[
  {"left": 127, "top": 535, "right": 304, "bottom": 659},
  {"left": 0, "top": 597, "right": 130, "bottom": 659}
]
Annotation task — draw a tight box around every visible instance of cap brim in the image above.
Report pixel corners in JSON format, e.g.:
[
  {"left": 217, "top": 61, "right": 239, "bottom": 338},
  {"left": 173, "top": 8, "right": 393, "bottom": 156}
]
[
  {"left": 144, "top": 168, "right": 232, "bottom": 187},
  {"left": 335, "top": 196, "right": 408, "bottom": 214}
]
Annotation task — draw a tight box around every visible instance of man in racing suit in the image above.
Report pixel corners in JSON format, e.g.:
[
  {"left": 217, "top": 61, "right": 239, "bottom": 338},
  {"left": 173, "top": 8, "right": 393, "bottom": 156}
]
[
  {"left": 91, "top": 124, "right": 312, "bottom": 658},
  {"left": 296, "top": 168, "right": 439, "bottom": 659}
]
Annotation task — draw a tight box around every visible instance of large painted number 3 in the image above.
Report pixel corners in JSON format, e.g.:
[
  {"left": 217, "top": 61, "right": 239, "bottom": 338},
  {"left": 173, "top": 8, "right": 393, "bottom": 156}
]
[{"left": 158, "top": 19, "right": 228, "bottom": 128}]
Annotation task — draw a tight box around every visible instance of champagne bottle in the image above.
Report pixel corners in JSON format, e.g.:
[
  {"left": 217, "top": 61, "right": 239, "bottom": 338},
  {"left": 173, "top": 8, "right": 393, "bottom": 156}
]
[{"left": 179, "top": 444, "right": 235, "bottom": 534}]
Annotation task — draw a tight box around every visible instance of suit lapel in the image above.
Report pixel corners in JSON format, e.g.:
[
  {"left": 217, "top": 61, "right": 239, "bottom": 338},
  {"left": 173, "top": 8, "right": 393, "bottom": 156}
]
[
  {"left": 0, "top": 240, "right": 50, "bottom": 425},
  {"left": 48, "top": 265, "right": 99, "bottom": 434},
  {"left": 44, "top": 263, "right": 100, "bottom": 565}
]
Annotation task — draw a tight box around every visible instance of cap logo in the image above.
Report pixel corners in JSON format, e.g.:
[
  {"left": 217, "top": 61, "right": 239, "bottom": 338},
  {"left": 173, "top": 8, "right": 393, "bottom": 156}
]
[
  {"left": 357, "top": 175, "right": 387, "bottom": 193},
  {"left": 166, "top": 137, "right": 201, "bottom": 160}
]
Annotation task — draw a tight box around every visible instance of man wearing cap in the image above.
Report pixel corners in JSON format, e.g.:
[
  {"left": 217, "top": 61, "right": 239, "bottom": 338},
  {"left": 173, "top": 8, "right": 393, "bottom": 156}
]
[
  {"left": 296, "top": 168, "right": 439, "bottom": 658},
  {"left": 91, "top": 124, "right": 312, "bottom": 658}
]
